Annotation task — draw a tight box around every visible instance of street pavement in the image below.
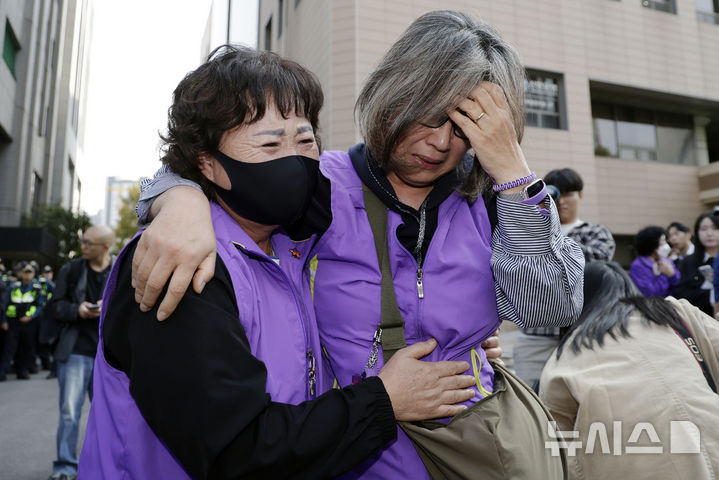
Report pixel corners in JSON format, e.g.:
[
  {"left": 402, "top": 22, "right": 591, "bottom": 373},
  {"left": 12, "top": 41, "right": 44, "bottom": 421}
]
[{"left": 0, "top": 370, "right": 89, "bottom": 480}]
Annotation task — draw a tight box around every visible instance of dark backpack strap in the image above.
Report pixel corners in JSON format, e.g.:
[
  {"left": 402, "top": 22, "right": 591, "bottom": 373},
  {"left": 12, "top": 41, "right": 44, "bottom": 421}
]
[
  {"left": 68, "top": 258, "right": 84, "bottom": 287},
  {"left": 362, "top": 184, "right": 407, "bottom": 364},
  {"left": 672, "top": 318, "right": 717, "bottom": 393}
]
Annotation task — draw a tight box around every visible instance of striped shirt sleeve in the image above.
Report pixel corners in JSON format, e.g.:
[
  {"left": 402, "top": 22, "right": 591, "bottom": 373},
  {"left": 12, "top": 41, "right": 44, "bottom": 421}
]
[
  {"left": 136, "top": 164, "right": 202, "bottom": 227},
  {"left": 491, "top": 196, "right": 584, "bottom": 328}
]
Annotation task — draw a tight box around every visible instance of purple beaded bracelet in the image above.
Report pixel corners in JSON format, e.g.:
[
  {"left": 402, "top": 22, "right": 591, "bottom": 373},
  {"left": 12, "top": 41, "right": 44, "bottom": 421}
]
[{"left": 492, "top": 172, "right": 537, "bottom": 193}]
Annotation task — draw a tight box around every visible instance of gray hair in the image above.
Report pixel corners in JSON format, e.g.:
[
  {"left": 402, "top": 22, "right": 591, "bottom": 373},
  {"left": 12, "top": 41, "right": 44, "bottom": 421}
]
[{"left": 355, "top": 10, "right": 526, "bottom": 200}]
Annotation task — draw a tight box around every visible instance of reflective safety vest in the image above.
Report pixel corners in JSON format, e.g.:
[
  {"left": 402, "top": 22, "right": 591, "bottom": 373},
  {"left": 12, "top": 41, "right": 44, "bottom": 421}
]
[
  {"left": 6, "top": 281, "right": 42, "bottom": 319},
  {"left": 39, "top": 277, "right": 54, "bottom": 304}
]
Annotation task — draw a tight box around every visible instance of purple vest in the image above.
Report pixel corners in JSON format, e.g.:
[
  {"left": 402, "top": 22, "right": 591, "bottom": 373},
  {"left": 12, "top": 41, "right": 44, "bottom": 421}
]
[
  {"left": 314, "top": 150, "right": 500, "bottom": 479},
  {"left": 79, "top": 203, "right": 322, "bottom": 478}
]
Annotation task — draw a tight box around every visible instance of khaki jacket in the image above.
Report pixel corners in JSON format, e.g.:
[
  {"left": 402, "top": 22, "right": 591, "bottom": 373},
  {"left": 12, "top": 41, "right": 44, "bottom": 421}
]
[{"left": 540, "top": 297, "right": 719, "bottom": 480}]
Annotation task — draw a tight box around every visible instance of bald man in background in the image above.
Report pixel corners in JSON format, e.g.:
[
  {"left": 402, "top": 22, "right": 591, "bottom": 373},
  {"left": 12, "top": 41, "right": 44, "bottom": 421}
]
[{"left": 48, "top": 225, "right": 114, "bottom": 480}]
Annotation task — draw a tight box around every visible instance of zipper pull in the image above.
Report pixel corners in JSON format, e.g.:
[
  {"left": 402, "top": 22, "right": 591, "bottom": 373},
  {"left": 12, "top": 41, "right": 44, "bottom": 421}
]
[
  {"left": 307, "top": 349, "right": 316, "bottom": 397},
  {"left": 416, "top": 268, "right": 424, "bottom": 299},
  {"left": 366, "top": 327, "right": 382, "bottom": 371}
]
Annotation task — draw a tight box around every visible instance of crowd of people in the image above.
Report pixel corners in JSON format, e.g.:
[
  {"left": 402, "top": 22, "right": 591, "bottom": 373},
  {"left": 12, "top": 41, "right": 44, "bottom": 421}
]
[
  {"left": 513, "top": 167, "right": 719, "bottom": 477},
  {"left": 1, "top": 8, "right": 717, "bottom": 480},
  {"left": 0, "top": 259, "right": 55, "bottom": 381},
  {"left": 629, "top": 212, "right": 719, "bottom": 317},
  {"left": 1, "top": 226, "right": 115, "bottom": 480}
]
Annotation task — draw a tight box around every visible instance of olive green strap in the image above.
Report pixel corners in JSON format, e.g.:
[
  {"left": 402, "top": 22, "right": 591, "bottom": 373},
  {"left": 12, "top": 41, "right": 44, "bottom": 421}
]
[{"left": 362, "top": 185, "right": 407, "bottom": 363}]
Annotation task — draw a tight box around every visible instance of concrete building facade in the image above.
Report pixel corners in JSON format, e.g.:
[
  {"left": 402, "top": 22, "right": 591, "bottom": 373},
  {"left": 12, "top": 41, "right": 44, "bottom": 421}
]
[
  {"left": 257, "top": 0, "right": 719, "bottom": 262},
  {"left": 0, "top": 0, "right": 93, "bottom": 227}
]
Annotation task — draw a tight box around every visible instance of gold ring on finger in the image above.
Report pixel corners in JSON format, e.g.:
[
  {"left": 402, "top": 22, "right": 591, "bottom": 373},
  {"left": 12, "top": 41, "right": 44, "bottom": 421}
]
[{"left": 473, "top": 112, "right": 485, "bottom": 124}]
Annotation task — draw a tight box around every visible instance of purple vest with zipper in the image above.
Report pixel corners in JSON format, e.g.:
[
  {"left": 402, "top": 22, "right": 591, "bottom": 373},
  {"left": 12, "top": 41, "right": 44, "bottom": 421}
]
[
  {"left": 79, "top": 203, "right": 322, "bottom": 479},
  {"left": 313, "top": 150, "right": 500, "bottom": 479}
]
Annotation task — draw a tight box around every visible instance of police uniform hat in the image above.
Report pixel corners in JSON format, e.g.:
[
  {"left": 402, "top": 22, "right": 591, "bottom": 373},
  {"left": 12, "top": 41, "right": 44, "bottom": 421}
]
[{"left": 16, "top": 261, "right": 35, "bottom": 273}]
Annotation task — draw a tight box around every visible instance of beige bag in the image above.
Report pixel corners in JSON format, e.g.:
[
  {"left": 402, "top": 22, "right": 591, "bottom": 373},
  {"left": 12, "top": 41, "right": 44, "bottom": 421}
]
[
  {"left": 363, "top": 186, "right": 567, "bottom": 480},
  {"left": 400, "top": 361, "right": 566, "bottom": 480}
]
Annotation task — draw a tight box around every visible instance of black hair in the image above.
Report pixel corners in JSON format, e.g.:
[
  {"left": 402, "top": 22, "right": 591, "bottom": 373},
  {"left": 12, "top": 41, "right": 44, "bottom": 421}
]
[
  {"left": 556, "top": 261, "right": 683, "bottom": 359},
  {"left": 667, "top": 222, "right": 690, "bottom": 234},
  {"left": 692, "top": 212, "right": 719, "bottom": 265},
  {"left": 544, "top": 168, "right": 584, "bottom": 194},
  {"left": 161, "top": 45, "right": 324, "bottom": 199},
  {"left": 634, "top": 225, "right": 666, "bottom": 257}
]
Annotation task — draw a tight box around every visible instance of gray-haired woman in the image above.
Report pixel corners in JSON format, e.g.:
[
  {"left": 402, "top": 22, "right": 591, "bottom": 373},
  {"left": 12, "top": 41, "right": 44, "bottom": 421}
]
[{"left": 131, "top": 10, "right": 583, "bottom": 478}]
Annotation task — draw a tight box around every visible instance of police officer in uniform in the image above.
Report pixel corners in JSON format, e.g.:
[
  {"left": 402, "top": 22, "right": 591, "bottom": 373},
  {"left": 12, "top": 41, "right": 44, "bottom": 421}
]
[
  {"left": 0, "top": 262, "right": 43, "bottom": 380},
  {"left": 38, "top": 265, "right": 57, "bottom": 374},
  {"left": 0, "top": 259, "right": 7, "bottom": 363}
]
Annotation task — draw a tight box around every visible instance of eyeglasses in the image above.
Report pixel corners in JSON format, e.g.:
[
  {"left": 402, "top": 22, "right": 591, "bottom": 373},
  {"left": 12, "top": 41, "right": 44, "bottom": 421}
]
[
  {"left": 81, "top": 239, "right": 104, "bottom": 247},
  {"left": 418, "top": 115, "right": 468, "bottom": 141}
]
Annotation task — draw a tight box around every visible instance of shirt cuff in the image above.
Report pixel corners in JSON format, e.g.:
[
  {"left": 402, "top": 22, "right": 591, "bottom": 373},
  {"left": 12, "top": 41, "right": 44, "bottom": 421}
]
[
  {"left": 495, "top": 196, "right": 561, "bottom": 255},
  {"left": 136, "top": 165, "right": 202, "bottom": 226}
]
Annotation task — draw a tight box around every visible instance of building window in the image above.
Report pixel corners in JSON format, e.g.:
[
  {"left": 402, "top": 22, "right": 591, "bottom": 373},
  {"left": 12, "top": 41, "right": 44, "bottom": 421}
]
[
  {"left": 696, "top": 0, "right": 719, "bottom": 23},
  {"left": 525, "top": 71, "right": 566, "bottom": 130},
  {"left": 641, "top": 0, "right": 677, "bottom": 14},
  {"left": 30, "top": 172, "right": 43, "bottom": 211},
  {"left": 264, "top": 17, "right": 272, "bottom": 50},
  {"left": 278, "top": 0, "right": 285, "bottom": 37},
  {"left": 66, "top": 157, "right": 75, "bottom": 207},
  {"left": 592, "top": 102, "right": 697, "bottom": 165},
  {"left": 2, "top": 20, "right": 20, "bottom": 77}
]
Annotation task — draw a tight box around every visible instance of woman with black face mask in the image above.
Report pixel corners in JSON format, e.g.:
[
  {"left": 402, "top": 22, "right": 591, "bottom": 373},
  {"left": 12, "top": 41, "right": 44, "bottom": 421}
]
[
  {"left": 78, "top": 46, "right": 479, "bottom": 480},
  {"left": 120, "top": 12, "right": 586, "bottom": 478}
]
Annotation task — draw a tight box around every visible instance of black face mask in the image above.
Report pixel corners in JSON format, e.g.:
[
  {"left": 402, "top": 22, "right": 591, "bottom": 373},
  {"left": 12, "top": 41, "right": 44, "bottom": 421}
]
[{"left": 209, "top": 150, "right": 319, "bottom": 227}]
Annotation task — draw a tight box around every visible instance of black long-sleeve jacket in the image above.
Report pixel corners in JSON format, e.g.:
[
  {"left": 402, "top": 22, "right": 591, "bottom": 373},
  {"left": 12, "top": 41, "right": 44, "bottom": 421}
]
[{"left": 102, "top": 241, "right": 397, "bottom": 479}]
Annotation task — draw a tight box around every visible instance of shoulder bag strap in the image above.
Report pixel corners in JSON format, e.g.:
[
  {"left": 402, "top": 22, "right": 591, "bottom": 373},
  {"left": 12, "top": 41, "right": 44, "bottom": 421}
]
[
  {"left": 672, "top": 317, "right": 717, "bottom": 393},
  {"left": 362, "top": 184, "right": 407, "bottom": 363}
]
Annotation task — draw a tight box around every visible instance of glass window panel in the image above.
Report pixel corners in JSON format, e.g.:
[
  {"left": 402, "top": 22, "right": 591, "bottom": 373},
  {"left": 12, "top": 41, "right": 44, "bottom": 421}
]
[
  {"left": 619, "top": 148, "right": 638, "bottom": 160},
  {"left": 3, "top": 21, "right": 20, "bottom": 77},
  {"left": 279, "top": 0, "right": 285, "bottom": 37},
  {"left": 264, "top": 18, "right": 272, "bottom": 50},
  {"left": 617, "top": 121, "right": 657, "bottom": 149},
  {"left": 594, "top": 118, "right": 618, "bottom": 157},
  {"left": 637, "top": 149, "right": 657, "bottom": 161},
  {"left": 642, "top": 0, "right": 676, "bottom": 13},
  {"left": 526, "top": 111, "right": 539, "bottom": 127},
  {"left": 657, "top": 126, "right": 696, "bottom": 165},
  {"left": 525, "top": 72, "right": 563, "bottom": 129},
  {"left": 525, "top": 76, "right": 559, "bottom": 114},
  {"left": 541, "top": 114, "right": 560, "bottom": 129},
  {"left": 695, "top": 0, "right": 718, "bottom": 12}
]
